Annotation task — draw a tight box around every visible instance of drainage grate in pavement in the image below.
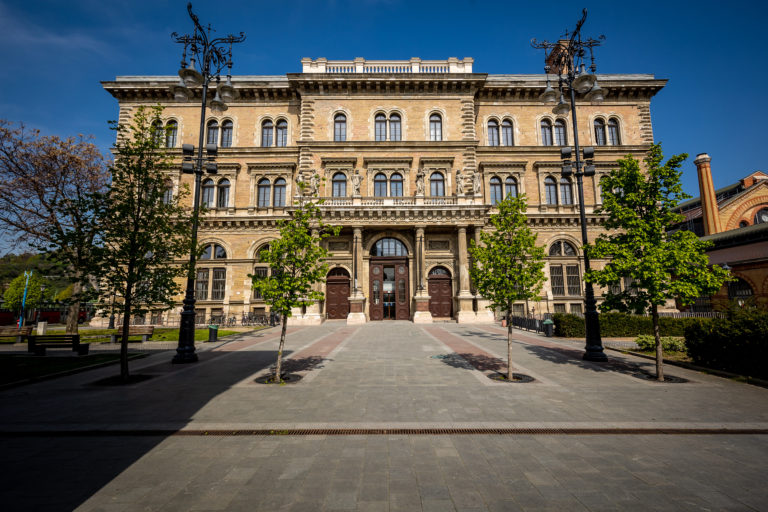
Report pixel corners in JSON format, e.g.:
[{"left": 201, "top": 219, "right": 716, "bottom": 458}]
[{"left": 2, "top": 427, "right": 767, "bottom": 437}]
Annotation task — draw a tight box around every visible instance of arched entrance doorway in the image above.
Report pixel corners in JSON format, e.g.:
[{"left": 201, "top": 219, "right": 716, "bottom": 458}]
[
  {"left": 369, "top": 237, "right": 410, "bottom": 320},
  {"left": 326, "top": 267, "right": 351, "bottom": 319},
  {"left": 428, "top": 266, "right": 453, "bottom": 318}
]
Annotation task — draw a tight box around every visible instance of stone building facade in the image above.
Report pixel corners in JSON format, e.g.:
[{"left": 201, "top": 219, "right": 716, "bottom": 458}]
[{"left": 102, "top": 57, "right": 666, "bottom": 324}]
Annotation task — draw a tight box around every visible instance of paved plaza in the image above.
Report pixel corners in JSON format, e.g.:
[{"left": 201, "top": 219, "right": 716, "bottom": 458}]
[{"left": 1, "top": 322, "right": 767, "bottom": 511}]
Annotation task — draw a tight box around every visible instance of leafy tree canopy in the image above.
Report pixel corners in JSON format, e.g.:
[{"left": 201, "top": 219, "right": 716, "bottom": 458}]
[{"left": 3, "top": 271, "right": 49, "bottom": 313}]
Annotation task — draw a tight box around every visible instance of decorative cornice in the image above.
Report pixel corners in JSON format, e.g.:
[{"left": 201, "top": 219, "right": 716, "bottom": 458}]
[
  {"left": 247, "top": 162, "right": 296, "bottom": 172},
  {"left": 363, "top": 157, "right": 413, "bottom": 166},
  {"left": 479, "top": 161, "right": 527, "bottom": 170},
  {"left": 419, "top": 157, "right": 455, "bottom": 167},
  {"left": 321, "top": 157, "right": 358, "bottom": 166}
]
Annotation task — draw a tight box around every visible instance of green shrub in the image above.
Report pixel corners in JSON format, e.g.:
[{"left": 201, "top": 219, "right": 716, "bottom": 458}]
[
  {"left": 552, "top": 312, "right": 707, "bottom": 338},
  {"left": 634, "top": 335, "right": 686, "bottom": 352},
  {"left": 685, "top": 308, "right": 768, "bottom": 379}
]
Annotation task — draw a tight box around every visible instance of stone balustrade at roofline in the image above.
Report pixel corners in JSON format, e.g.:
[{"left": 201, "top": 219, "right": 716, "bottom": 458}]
[{"left": 300, "top": 57, "right": 474, "bottom": 74}]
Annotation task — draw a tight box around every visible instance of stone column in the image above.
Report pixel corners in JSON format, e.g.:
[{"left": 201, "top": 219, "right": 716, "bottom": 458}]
[
  {"left": 456, "top": 226, "right": 476, "bottom": 323},
  {"left": 412, "top": 225, "right": 432, "bottom": 323},
  {"left": 473, "top": 227, "right": 495, "bottom": 322},
  {"left": 347, "top": 227, "right": 366, "bottom": 325}
]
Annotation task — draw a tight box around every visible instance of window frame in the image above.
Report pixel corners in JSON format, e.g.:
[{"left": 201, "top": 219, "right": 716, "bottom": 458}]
[
  {"left": 375, "top": 113, "right": 387, "bottom": 142},
  {"left": 334, "top": 113, "right": 347, "bottom": 142},
  {"left": 489, "top": 176, "right": 503, "bottom": 205},
  {"left": 488, "top": 119, "right": 500, "bottom": 147},
  {"left": 429, "top": 113, "right": 442, "bottom": 142},
  {"left": 544, "top": 176, "right": 558, "bottom": 206},
  {"left": 206, "top": 120, "right": 219, "bottom": 146},
  {"left": 276, "top": 119, "right": 288, "bottom": 147},
  {"left": 389, "top": 113, "right": 401, "bottom": 142},
  {"left": 390, "top": 172, "right": 403, "bottom": 197},
  {"left": 554, "top": 119, "right": 567, "bottom": 146},
  {"left": 501, "top": 119, "right": 513, "bottom": 146},
  {"left": 201, "top": 178, "right": 215, "bottom": 208},
  {"left": 540, "top": 119, "right": 553, "bottom": 146},
  {"left": 257, "top": 178, "right": 271, "bottom": 208},
  {"left": 216, "top": 178, "right": 230, "bottom": 209},
  {"left": 273, "top": 178, "right": 286, "bottom": 207},
  {"left": 505, "top": 176, "right": 517, "bottom": 198},
  {"left": 261, "top": 120, "right": 273, "bottom": 147},
  {"left": 332, "top": 172, "right": 347, "bottom": 197},
  {"left": 220, "top": 120, "right": 233, "bottom": 148},
  {"left": 165, "top": 120, "right": 178, "bottom": 148},
  {"left": 373, "top": 173, "right": 388, "bottom": 197},
  {"left": 560, "top": 177, "right": 574, "bottom": 205},
  {"left": 430, "top": 172, "right": 445, "bottom": 197}
]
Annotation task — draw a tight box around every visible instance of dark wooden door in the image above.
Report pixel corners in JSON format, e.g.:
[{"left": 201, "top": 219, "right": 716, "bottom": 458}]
[
  {"left": 428, "top": 275, "right": 453, "bottom": 318},
  {"left": 326, "top": 268, "right": 350, "bottom": 319}
]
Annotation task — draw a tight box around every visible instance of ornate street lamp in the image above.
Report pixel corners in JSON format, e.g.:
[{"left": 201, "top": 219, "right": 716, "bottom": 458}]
[
  {"left": 170, "top": 3, "right": 245, "bottom": 364},
  {"left": 532, "top": 9, "right": 608, "bottom": 362}
]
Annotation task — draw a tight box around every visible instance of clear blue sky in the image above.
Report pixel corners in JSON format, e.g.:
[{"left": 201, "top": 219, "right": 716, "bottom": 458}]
[{"left": 1, "top": 0, "right": 766, "bottom": 200}]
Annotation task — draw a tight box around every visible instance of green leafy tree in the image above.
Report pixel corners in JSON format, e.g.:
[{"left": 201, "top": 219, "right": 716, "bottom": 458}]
[
  {"left": 585, "top": 144, "right": 730, "bottom": 381},
  {"left": 0, "top": 120, "right": 109, "bottom": 334},
  {"left": 251, "top": 194, "right": 340, "bottom": 383},
  {"left": 4, "top": 272, "right": 49, "bottom": 323},
  {"left": 468, "top": 194, "right": 546, "bottom": 381},
  {"left": 97, "top": 106, "right": 193, "bottom": 381}
]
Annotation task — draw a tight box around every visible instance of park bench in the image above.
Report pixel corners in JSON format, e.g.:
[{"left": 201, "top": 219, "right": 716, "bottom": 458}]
[
  {"left": 27, "top": 334, "right": 88, "bottom": 356},
  {"left": 110, "top": 326, "right": 155, "bottom": 343},
  {"left": 0, "top": 326, "right": 33, "bottom": 343}
]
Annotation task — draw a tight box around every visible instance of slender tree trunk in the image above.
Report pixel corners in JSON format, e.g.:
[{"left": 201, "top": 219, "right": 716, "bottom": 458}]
[
  {"left": 274, "top": 315, "right": 288, "bottom": 383},
  {"left": 65, "top": 282, "right": 82, "bottom": 334},
  {"left": 506, "top": 306, "right": 513, "bottom": 381},
  {"left": 120, "top": 285, "right": 132, "bottom": 383},
  {"left": 652, "top": 304, "right": 664, "bottom": 382}
]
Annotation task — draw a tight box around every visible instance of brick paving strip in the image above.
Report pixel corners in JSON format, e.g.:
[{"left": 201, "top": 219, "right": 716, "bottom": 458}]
[
  {"left": 473, "top": 324, "right": 688, "bottom": 383},
  {"left": 246, "top": 325, "right": 361, "bottom": 384}
]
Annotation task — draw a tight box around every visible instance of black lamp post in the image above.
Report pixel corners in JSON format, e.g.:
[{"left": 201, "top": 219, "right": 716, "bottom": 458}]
[
  {"left": 532, "top": 9, "right": 607, "bottom": 362},
  {"left": 170, "top": 3, "right": 245, "bottom": 364}
]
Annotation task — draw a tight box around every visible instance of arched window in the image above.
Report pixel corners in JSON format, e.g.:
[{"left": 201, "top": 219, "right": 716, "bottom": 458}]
[
  {"left": 390, "top": 114, "right": 401, "bottom": 142},
  {"left": 390, "top": 172, "right": 403, "bottom": 197},
  {"left": 728, "top": 278, "right": 754, "bottom": 301},
  {"left": 429, "top": 114, "right": 442, "bottom": 141},
  {"left": 206, "top": 120, "right": 219, "bottom": 146},
  {"left": 373, "top": 173, "right": 387, "bottom": 197},
  {"left": 754, "top": 208, "right": 768, "bottom": 224},
  {"left": 544, "top": 176, "right": 558, "bottom": 205},
  {"left": 429, "top": 266, "right": 450, "bottom": 276},
  {"left": 273, "top": 178, "right": 286, "bottom": 207},
  {"left": 276, "top": 119, "right": 288, "bottom": 147},
  {"left": 501, "top": 119, "right": 513, "bottom": 146},
  {"left": 200, "top": 243, "right": 227, "bottom": 260},
  {"left": 217, "top": 179, "right": 230, "bottom": 208},
  {"left": 375, "top": 113, "right": 387, "bottom": 142},
  {"left": 334, "top": 113, "right": 346, "bottom": 142},
  {"left": 162, "top": 181, "right": 174, "bottom": 204},
  {"left": 261, "top": 120, "right": 273, "bottom": 147},
  {"left": 560, "top": 177, "right": 573, "bottom": 205},
  {"left": 488, "top": 120, "right": 500, "bottom": 147},
  {"left": 151, "top": 120, "right": 163, "bottom": 145},
  {"left": 370, "top": 237, "right": 408, "bottom": 256},
  {"left": 257, "top": 178, "right": 271, "bottom": 207},
  {"left": 505, "top": 176, "right": 517, "bottom": 198},
  {"left": 430, "top": 172, "right": 445, "bottom": 196},
  {"left": 607, "top": 118, "right": 620, "bottom": 145},
  {"left": 332, "top": 172, "right": 347, "bottom": 197},
  {"left": 490, "top": 176, "right": 503, "bottom": 205},
  {"left": 221, "top": 120, "right": 233, "bottom": 148},
  {"left": 594, "top": 118, "right": 606, "bottom": 146},
  {"left": 554, "top": 119, "right": 567, "bottom": 146},
  {"left": 201, "top": 178, "right": 215, "bottom": 207},
  {"left": 540, "top": 119, "right": 553, "bottom": 146},
  {"left": 549, "top": 241, "right": 577, "bottom": 256},
  {"left": 165, "top": 120, "right": 178, "bottom": 148}
]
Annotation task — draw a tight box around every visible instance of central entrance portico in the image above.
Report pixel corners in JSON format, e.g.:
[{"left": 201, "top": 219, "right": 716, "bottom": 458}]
[{"left": 369, "top": 237, "right": 410, "bottom": 321}]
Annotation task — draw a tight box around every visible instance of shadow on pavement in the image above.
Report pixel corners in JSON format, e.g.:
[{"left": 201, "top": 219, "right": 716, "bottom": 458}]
[{"left": 0, "top": 347, "right": 282, "bottom": 511}]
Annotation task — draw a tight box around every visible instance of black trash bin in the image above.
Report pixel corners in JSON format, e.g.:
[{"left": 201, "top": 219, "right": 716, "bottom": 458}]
[
  {"left": 208, "top": 324, "right": 219, "bottom": 342},
  {"left": 543, "top": 319, "right": 554, "bottom": 337}
]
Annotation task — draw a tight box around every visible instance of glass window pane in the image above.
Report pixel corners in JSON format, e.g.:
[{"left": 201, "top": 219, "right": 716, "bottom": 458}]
[
  {"left": 549, "top": 242, "right": 562, "bottom": 256},
  {"left": 607, "top": 118, "right": 620, "bottom": 145},
  {"left": 273, "top": 178, "right": 286, "bottom": 207},
  {"left": 334, "top": 114, "right": 346, "bottom": 142},
  {"left": 200, "top": 244, "right": 213, "bottom": 260},
  {"left": 276, "top": 120, "right": 287, "bottom": 147},
  {"left": 488, "top": 120, "right": 499, "bottom": 146},
  {"left": 560, "top": 178, "right": 573, "bottom": 205},
  {"left": 375, "top": 114, "right": 386, "bottom": 142},
  {"left": 505, "top": 177, "right": 517, "bottom": 198},
  {"left": 332, "top": 173, "right": 347, "bottom": 197},
  {"left": 430, "top": 172, "right": 444, "bottom": 196},
  {"left": 566, "top": 265, "right": 581, "bottom": 296},
  {"left": 221, "top": 121, "right": 233, "bottom": 148},
  {"left": 594, "top": 119, "right": 606, "bottom": 146},
  {"left": 217, "top": 179, "right": 229, "bottom": 208},
  {"left": 550, "top": 265, "right": 564, "bottom": 295},
  {"left": 502, "top": 120, "right": 513, "bottom": 146},
  {"left": 165, "top": 121, "right": 178, "bottom": 148},
  {"left": 541, "top": 120, "right": 553, "bottom": 146},
  {"left": 490, "top": 177, "right": 502, "bottom": 205},
  {"left": 214, "top": 244, "right": 227, "bottom": 259},
  {"left": 545, "top": 177, "right": 557, "bottom": 205},
  {"left": 211, "top": 268, "right": 226, "bottom": 300},
  {"left": 261, "top": 120, "right": 273, "bottom": 147},
  {"left": 206, "top": 121, "right": 218, "bottom": 146},
  {"left": 554, "top": 120, "right": 567, "bottom": 146},
  {"left": 562, "top": 242, "right": 576, "bottom": 256},
  {"left": 390, "top": 173, "right": 403, "bottom": 197},
  {"left": 430, "top": 114, "right": 442, "bottom": 141},
  {"left": 374, "top": 173, "right": 387, "bottom": 197},
  {"left": 195, "top": 269, "right": 209, "bottom": 300},
  {"left": 201, "top": 179, "right": 215, "bottom": 207},
  {"left": 257, "top": 179, "right": 270, "bottom": 207},
  {"left": 252, "top": 267, "right": 267, "bottom": 299},
  {"left": 390, "top": 114, "right": 401, "bottom": 141}
]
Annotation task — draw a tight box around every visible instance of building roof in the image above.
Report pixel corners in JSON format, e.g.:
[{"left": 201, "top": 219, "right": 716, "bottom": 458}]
[
  {"left": 701, "top": 221, "right": 768, "bottom": 249},
  {"left": 673, "top": 171, "right": 767, "bottom": 221}
]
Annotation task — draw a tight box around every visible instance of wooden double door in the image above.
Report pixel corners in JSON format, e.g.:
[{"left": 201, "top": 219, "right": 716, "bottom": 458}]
[
  {"left": 369, "top": 258, "right": 409, "bottom": 320},
  {"left": 428, "top": 269, "right": 453, "bottom": 318},
  {"left": 326, "top": 268, "right": 350, "bottom": 319}
]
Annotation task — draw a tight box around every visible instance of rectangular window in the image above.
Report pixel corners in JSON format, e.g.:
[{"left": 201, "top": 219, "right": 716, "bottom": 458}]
[
  {"left": 258, "top": 185, "right": 270, "bottom": 208},
  {"left": 430, "top": 120, "right": 442, "bottom": 141},
  {"left": 334, "top": 121, "right": 346, "bottom": 142},
  {"left": 570, "top": 303, "right": 583, "bottom": 314},
  {"left": 566, "top": 265, "right": 581, "bottom": 296},
  {"left": 390, "top": 180, "right": 402, "bottom": 197},
  {"left": 273, "top": 184, "right": 285, "bottom": 207},
  {"left": 550, "top": 265, "right": 564, "bottom": 295},
  {"left": 276, "top": 126, "right": 287, "bottom": 147},
  {"left": 610, "top": 282, "right": 622, "bottom": 295},
  {"left": 554, "top": 124, "right": 567, "bottom": 146},
  {"left": 209, "top": 308, "right": 224, "bottom": 324},
  {"left": 211, "top": 268, "right": 226, "bottom": 300},
  {"left": 545, "top": 183, "right": 558, "bottom": 206},
  {"left": 375, "top": 121, "right": 386, "bottom": 142},
  {"left": 561, "top": 182, "right": 573, "bottom": 205},
  {"left": 390, "top": 120, "right": 401, "bottom": 141},
  {"left": 252, "top": 267, "right": 268, "bottom": 299},
  {"left": 512, "top": 303, "right": 525, "bottom": 316},
  {"left": 262, "top": 127, "right": 273, "bottom": 147},
  {"left": 195, "top": 269, "right": 209, "bottom": 300},
  {"left": 553, "top": 303, "right": 566, "bottom": 313},
  {"left": 332, "top": 180, "right": 346, "bottom": 197}
]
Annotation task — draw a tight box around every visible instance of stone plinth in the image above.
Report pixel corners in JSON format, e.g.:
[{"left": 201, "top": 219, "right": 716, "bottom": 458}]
[
  {"left": 412, "top": 295, "right": 433, "bottom": 324},
  {"left": 347, "top": 295, "right": 366, "bottom": 325}
]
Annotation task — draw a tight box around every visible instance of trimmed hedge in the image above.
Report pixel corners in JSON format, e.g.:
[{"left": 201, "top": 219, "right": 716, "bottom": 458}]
[
  {"left": 552, "top": 312, "right": 706, "bottom": 338},
  {"left": 635, "top": 335, "right": 686, "bottom": 352},
  {"left": 684, "top": 309, "right": 768, "bottom": 380}
]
